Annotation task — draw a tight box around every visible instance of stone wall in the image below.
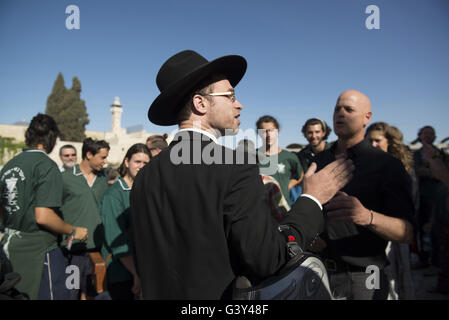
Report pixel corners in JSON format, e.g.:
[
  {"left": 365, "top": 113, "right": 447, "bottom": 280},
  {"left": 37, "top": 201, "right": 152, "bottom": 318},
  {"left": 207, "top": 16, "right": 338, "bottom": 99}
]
[{"left": 0, "top": 124, "right": 27, "bottom": 143}]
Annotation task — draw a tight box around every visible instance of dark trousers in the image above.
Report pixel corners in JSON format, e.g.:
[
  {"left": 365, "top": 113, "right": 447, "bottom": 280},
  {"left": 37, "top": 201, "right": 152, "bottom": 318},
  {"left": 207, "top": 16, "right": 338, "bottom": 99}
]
[
  {"left": 437, "top": 221, "right": 449, "bottom": 291},
  {"left": 38, "top": 247, "right": 71, "bottom": 300},
  {"left": 107, "top": 280, "right": 135, "bottom": 300},
  {"left": 329, "top": 269, "right": 389, "bottom": 300},
  {"left": 417, "top": 196, "right": 440, "bottom": 266},
  {"left": 64, "top": 251, "right": 94, "bottom": 299}
]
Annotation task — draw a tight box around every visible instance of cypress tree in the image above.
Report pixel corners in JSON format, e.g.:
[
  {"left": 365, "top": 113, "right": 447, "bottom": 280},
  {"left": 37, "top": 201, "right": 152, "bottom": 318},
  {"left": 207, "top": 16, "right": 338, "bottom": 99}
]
[
  {"left": 46, "top": 74, "right": 89, "bottom": 142},
  {"left": 46, "top": 73, "right": 67, "bottom": 122}
]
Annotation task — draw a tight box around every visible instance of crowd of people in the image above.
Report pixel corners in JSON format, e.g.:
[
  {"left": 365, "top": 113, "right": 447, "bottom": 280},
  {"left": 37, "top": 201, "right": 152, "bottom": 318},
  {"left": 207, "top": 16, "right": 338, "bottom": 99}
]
[{"left": 1, "top": 49, "right": 448, "bottom": 300}]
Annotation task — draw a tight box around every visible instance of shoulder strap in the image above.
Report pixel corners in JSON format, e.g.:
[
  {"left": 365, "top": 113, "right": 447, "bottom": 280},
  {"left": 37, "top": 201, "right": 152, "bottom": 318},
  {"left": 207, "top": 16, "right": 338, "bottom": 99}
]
[{"left": 278, "top": 225, "right": 303, "bottom": 259}]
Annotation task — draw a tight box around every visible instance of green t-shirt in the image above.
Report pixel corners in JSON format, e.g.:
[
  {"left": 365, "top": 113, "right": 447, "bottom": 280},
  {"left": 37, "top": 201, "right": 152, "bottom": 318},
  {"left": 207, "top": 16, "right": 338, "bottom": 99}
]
[
  {"left": 100, "top": 177, "right": 133, "bottom": 283},
  {"left": 258, "top": 149, "right": 303, "bottom": 204},
  {"left": 0, "top": 149, "right": 63, "bottom": 299},
  {"left": 61, "top": 164, "right": 109, "bottom": 250},
  {"left": 0, "top": 149, "right": 63, "bottom": 233}
]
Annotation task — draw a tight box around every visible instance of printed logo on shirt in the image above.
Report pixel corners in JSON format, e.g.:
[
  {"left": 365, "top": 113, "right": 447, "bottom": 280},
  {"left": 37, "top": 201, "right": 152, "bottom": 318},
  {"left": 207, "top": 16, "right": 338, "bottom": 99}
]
[
  {"left": 277, "top": 163, "right": 286, "bottom": 174},
  {"left": 1, "top": 167, "right": 25, "bottom": 216}
]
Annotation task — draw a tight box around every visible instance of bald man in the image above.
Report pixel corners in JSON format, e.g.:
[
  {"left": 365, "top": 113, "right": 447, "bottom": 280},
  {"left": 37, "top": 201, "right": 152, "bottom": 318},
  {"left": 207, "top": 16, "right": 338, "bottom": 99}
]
[{"left": 313, "top": 90, "right": 415, "bottom": 300}]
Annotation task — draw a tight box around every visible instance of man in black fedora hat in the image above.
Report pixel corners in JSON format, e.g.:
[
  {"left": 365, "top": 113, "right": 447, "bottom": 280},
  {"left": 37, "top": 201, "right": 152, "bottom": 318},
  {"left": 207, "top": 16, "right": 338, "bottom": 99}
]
[{"left": 130, "top": 50, "right": 354, "bottom": 299}]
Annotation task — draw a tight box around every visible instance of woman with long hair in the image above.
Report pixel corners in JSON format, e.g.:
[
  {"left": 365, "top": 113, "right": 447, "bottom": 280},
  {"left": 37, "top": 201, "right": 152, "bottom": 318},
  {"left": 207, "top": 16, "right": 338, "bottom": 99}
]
[
  {"left": 365, "top": 122, "right": 416, "bottom": 299},
  {"left": 100, "top": 143, "right": 151, "bottom": 300},
  {"left": 366, "top": 122, "right": 414, "bottom": 173}
]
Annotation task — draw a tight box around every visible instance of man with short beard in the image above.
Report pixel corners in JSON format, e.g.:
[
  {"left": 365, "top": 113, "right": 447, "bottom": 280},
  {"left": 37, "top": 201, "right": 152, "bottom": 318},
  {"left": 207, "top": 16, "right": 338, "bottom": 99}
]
[
  {"left": 59, "top": 144, "right": 77, "bottom": 172},
  {"left": 297, "top": 118, "right": 333, "bottom": 173}
]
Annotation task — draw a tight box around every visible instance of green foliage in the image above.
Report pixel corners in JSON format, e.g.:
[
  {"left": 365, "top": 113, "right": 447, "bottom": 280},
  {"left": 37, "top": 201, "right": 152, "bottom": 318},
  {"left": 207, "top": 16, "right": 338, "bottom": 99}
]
[
  {"left": 0, "top": 136, "right": 26, "bottom": 166},
  {"left": 45, "top": 73, "right": 90, "bottom": 142}
]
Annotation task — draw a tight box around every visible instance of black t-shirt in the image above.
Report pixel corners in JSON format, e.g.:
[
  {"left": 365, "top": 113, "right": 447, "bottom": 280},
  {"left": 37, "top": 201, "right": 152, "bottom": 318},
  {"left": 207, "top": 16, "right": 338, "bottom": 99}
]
[
  {"left": 296, "top": 141, "right": 333, "bottom": 173},
  {"left": 315, "top": 139, "right": 415, "bottom": 266}
]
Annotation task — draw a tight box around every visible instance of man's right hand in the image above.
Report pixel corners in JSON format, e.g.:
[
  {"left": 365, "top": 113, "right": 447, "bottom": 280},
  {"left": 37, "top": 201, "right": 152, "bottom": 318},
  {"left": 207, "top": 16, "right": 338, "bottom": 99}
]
[
  {"left": 73, "top": 226, "right": 88, "bottom": 241},
  {"left": 302, "top": 155, "right": 354, "bottom": 205},
  {"left": 308, "top": 236, "right": 327, "bottom": 253}
]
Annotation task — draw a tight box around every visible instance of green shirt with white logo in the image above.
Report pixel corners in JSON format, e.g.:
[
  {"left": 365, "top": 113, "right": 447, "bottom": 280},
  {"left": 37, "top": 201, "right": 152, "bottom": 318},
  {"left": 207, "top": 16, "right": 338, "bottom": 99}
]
[
  {"left": 258, "top": 149, "right": 303, "bottom": 205},
  {"left": 0, "top": 149, "right": 63, "bottom": 299},
  {"left": 61, "top": 164, "right": 109, "bottom": 251}
]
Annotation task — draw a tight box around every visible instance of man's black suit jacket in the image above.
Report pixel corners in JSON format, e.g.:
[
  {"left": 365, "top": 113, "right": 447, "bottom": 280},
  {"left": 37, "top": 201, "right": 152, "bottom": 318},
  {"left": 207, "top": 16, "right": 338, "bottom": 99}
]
[{"left": 130, "top": 130, "right": 323, "bottom": 299}]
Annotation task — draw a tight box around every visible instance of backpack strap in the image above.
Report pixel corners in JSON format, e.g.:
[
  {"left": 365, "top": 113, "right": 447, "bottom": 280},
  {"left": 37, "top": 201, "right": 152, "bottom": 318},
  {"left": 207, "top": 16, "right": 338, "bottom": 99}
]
[{"left": 278, "top": 225, "right": 304, "bottom": 259}]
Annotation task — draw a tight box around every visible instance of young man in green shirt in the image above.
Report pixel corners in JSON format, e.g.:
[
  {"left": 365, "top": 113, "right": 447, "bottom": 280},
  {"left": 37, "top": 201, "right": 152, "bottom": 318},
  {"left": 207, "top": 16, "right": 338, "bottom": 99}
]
[
  {"left": 61, "top": 137, "right": 110, "bottom": 299},
  {"left": 0, "top": 114, "right": 87, "bottom": 300},
  {"left": 256, "top": 115, "right": 303, "bottom": 205}
]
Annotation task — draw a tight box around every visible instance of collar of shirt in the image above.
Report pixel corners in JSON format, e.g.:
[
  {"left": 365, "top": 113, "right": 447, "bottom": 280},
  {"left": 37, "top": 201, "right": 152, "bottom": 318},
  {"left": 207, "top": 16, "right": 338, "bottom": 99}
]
[
  {"left": 22, "top": 148, "right": 47, "bottom": 155},
  {"left": 330, "top": 138, "right": 371, "bottom": 160},
  {"left": 304, "top": 141, "right": 332, "bottom": 156},
  {"left": 72, "top": 164, "right": 83, "bottom": 176},
  {"left": 72, "top": 164, "right": 98, "bottom": 187},
  {"left": 177, "top": 128, "right": 219, "bottom": 144},
  {"left": 302, "top": 145, "right": 315, "bottom": 157},
  {"left": 117, "top": 176, "right": 131, "bottom": 191}
]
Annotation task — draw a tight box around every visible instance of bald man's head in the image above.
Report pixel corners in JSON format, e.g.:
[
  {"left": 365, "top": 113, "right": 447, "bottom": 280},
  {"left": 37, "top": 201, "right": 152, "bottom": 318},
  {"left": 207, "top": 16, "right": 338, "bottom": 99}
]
[
  {"left": 337, "top": 90, "right": 372, "bottom": 112},
  {"left": 333, "top": 90, "right": 372, "bottom": 141}
]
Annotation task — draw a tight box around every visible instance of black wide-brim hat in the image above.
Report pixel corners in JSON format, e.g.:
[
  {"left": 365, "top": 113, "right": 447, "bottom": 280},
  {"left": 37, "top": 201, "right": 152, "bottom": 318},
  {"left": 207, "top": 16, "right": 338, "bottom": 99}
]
[{"left": 148, "top": 50, "right": 247, "bottom": 126}]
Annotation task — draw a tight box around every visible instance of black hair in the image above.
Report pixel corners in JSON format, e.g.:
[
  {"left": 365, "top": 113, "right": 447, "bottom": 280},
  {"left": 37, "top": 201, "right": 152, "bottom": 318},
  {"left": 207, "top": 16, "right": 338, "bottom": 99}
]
[
  {"left": 81, "top": 138, "right": 110, "bottom": 160},
  {"left": 25, "top": 113, "right": 60, "bottom": 153},
  {"left": 301, "top": 118, "right": 332, "bottom": 140},
  {"left": 418, "top": 125, "right": 435, "bottom": 136},
  {"left": 256, "top": 115, "right": 280, "bottom": 130}
]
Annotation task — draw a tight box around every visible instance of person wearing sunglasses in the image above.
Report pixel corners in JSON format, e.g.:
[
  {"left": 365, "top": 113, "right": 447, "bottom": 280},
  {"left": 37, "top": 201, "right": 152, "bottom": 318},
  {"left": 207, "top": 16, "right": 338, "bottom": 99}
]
[{"left": 59, "top": 144, "right": 78, "bottom": 172}]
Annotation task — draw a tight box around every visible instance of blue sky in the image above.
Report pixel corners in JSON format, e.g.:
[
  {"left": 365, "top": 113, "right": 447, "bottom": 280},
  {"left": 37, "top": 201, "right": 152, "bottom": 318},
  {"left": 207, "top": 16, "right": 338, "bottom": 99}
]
[{"left": 1, "top": 0, "right": 448, "bottom": 147}]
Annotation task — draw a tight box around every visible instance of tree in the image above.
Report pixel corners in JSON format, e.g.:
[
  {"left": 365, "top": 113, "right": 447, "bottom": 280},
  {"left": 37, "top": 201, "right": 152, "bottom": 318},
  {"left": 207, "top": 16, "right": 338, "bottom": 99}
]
[
  {"left": 45, "top": 73, "right": 89, "bottom": 142},
  {"left": 46, "top": 73, "right": 67, "bottom": 119}
]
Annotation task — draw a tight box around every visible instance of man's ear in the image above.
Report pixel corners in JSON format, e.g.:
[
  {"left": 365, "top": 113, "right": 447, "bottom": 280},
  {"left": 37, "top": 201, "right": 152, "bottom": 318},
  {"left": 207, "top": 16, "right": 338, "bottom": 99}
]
[
  {"left": 365, "top": 111, "right": 373, "bottom": 125},
  {"left": 192, "top": 94, "right": 208, "bottom": 115}
]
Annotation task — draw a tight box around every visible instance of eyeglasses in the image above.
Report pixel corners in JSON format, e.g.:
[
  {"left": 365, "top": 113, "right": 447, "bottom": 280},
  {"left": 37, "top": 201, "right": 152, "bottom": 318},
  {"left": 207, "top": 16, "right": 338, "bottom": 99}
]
[
  {"left": 62, "top": 154, "right": 76, "bottom": 157},
  {"left": 203, "top": 91, "right": 236, "bottom": 103}
]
